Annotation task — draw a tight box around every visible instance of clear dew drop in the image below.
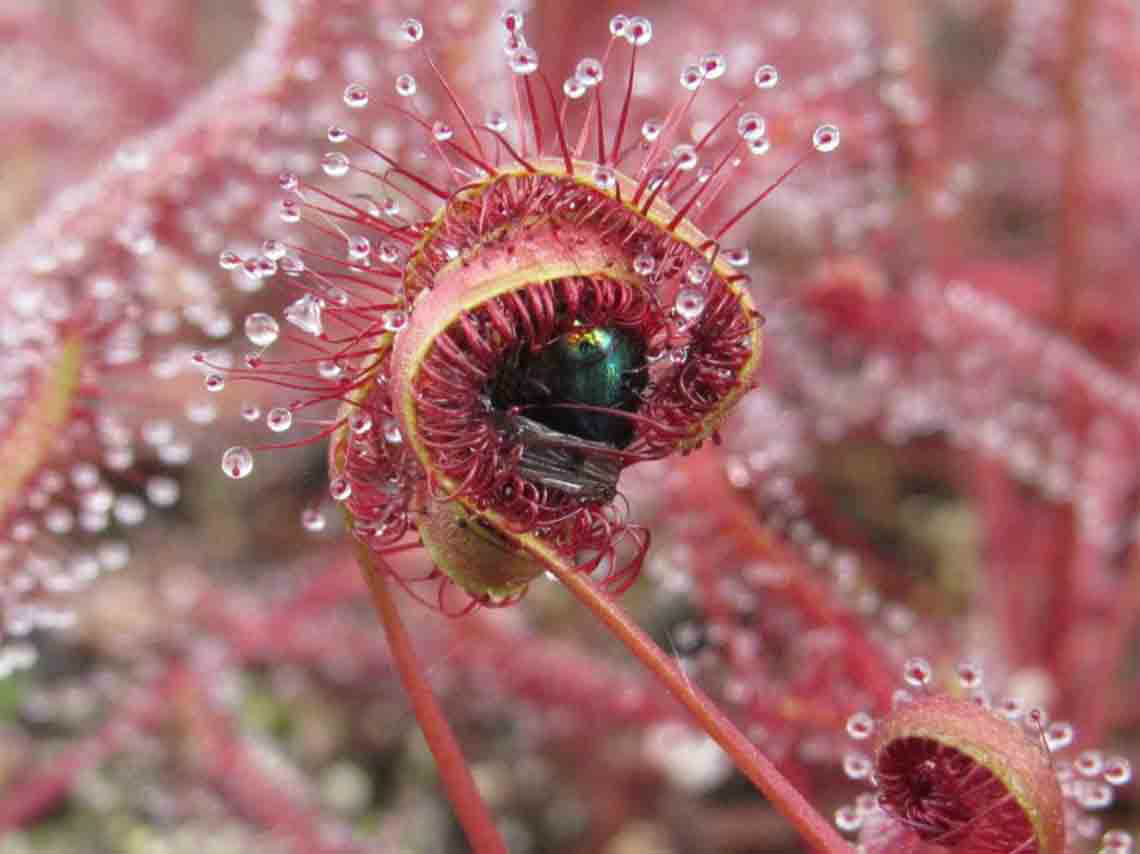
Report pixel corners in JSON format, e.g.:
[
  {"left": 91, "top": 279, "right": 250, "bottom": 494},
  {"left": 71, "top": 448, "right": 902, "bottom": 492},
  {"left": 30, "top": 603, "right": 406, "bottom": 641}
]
[
  {"left": 278, "top": 171, "right": 299, "bottom": 191},
  {"left": 724, "top": 247, "right": 750, "bottom": 267},
  {"left": 1045, "top": 721, "right": 1074, "bottom": 751},
  {"left": 672, "top": 143, "right": 698, "bottom": 171},
  {"left": 383, "top": 417, "right": 403, "bottom": 444},
  {"left": 748, "top": 138, "right": 771, "bottom": 156},
  {"left": 501, "top": 9, "right": 524, "bottom": 32},
  {"left": 432, "top": 120, "right": 454, "bottom": 142},
  {"left": 902, "top": 656, "right": 932, "bottom": 688},
  {"left": 146, "top": 476, "right": 180, "bottom": 507},
  {"left": 846, "top": 711, "right": 874, "bottom": 740},
  {"left": 400, "top": 17, "right": 423, "bottom": 43},
  {"left": 485, "top": 110, "right": 508, "bottom": 133},
  {"left": 686, "top": 261, "right": 710, "bottom": 285},
  {"left": 1101, "top": 830, "right": 1133, "bottom": 854},
  {"left": 321, "top": 151, "right": 350, "bottom": 177},
  {"left": 266, "top": 407, "right": 293, "bottom": 433},
  {"left": 609, "top": 14, "right": 628, "bottom": 37},
  {"left": 395, "top": 73, "right": 417, "bottom": 97},
  {"left": 204, "top": 373, "right": 225, "bottom": 392},
  {"left": 343, "top": 83, "right": 369, "bottom": 108},
  {"left": 1104, "top": 757, "right": 1132, "bottom": 786},
  {"left": 327, "top": 125, "right": 348, "bottom": 143},
  {"left": 379, "top": 243, "right": 400, "bottom": 265},
  {"left": 244, "top": 312, "right": 280, "bottom": 347},
  {"left": 834, "top": 805, "right": 863, "bottom": 833},
  {"left": 510, "top": 46, "right": 539, "bottom": 75},
  {"left": 591, "top": 165, "right": 616, "bottom": 190},
  {"left": 575, "top": 57, "right": 604, "bottom": 87},
  {"left": 348, "top": 412, "right": 372, "bottom": 435},
  {"left": 262, "top": 239, "right": 287, "bottom": 260},
  {"left": 221, "top": 447, "right": 254, "bottom": 479},
  {"left": 218, "top": 250, "right": 241, "bottom": 270},
  {"left": 301, "top": 508, "right": 326, "bottom": 532},
  {"left": 699, "top": 52, "right": 726, "bottom": 80},
  {"left": 641, "top": 118, "right": 663, "bottom": 142},
  {"left": 680, "top": 64, "right": 704, "bottom": 91},
  {"left": 675, "top": 288, "right": 706, "bottom": 322},
  {"left": 736, "top": 112, "right": 766, "bottom": 142},
  {"left": 842, "top": 751, "right": 872, "bottom": 780},
  {"left": 813, "top": 123, "right": 841, "bottom": 152},
  {"left": 1078, "top": 781, "right": 1114, "bottom": 810},
  {"left": 284, "top": 294, "right": 324, "bottom": 337},
  {"left": 382, "top": 309, "right": 408, "bottom": 332},
  {"left": 564, "top": 77, "right": 586, "bottom": 99},
  {"left": 318, "top": 359, "right": 343, "bottom": 379},
  {"left": 754, "top": 64, "right": 779, "bottom": 88},
  {"left": 240, "top": 402, "right": 261, "bottom": 422},
  {"left": 1077, "top": 750, "right": 1106, "bottom": 777},
  {"left": 347, "top": 235, "right": 371, "bottom": 260},
  {"left": 633, "top": 253, "right": 656, "bottom": 276},
  {"left": 956, "top": 659, "right": 984, "bottom": 689},
  {"left": 628, "top": 16, "right": 652, "bottom": 45},
  {"left": 329, "top": 477, "right": 352, "bottom": 501}
]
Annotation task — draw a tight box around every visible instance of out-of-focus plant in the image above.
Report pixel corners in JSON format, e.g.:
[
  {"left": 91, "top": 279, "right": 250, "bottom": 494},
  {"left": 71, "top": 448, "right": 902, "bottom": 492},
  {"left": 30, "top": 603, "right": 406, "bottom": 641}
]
[{"left": 0, "top": 1, "right": 1137, "bottom": 853}]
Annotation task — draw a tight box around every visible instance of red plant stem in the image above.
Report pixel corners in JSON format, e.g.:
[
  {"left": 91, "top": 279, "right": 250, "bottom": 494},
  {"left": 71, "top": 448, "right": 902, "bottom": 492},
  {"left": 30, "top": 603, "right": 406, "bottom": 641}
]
[
  {"left": 360, "top": 555, "right": 508, "bottom": 854},
  {"left": 542, "top": 554, "right": 854, "bottom": 854}
]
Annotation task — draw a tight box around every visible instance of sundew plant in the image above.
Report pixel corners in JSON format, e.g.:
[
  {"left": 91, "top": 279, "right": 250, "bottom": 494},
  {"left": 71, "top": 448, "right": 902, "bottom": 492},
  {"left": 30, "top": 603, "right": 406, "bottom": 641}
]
[{"left": 0, "top": 2, "right": 1137, "bottom": 853}]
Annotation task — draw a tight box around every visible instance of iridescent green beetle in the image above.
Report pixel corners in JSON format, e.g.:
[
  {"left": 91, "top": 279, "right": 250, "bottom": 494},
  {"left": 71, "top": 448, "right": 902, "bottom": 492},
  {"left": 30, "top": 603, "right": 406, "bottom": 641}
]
[{"left": 491, "top": 326, "right": 646, "bottom": 501}]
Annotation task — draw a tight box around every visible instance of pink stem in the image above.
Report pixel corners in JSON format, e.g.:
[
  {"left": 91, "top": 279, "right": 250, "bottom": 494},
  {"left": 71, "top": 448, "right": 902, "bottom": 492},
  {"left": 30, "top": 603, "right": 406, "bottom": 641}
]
[
  {"left": 361, "top": 555, "right": 508, "bottom": 854},
  {"left": 541, "top": 552, "right": 854, "bottom": 854}
]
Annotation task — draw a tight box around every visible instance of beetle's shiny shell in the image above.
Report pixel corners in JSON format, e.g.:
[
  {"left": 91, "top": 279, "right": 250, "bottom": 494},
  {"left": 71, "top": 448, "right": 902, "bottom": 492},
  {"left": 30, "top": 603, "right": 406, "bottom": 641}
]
[{"left": 500, "top": 327, "right": 645, "bottom": 448}]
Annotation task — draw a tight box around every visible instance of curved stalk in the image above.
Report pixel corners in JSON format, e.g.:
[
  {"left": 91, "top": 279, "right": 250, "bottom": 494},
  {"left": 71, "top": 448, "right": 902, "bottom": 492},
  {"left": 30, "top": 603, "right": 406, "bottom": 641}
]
[
  {"left": 360, "top": 555, "right": 507, "bottom": 854},
  {"left": 540, "top": 552, "right": 853, "bottom": 854}
]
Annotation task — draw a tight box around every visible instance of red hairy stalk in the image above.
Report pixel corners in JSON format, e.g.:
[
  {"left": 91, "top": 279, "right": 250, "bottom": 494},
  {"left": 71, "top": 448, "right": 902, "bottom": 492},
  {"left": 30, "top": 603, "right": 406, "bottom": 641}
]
[
  {"left": 359, "top": 553, "right": 508, "bottom": 854},
  {"left": 539, "top": 545, "right": 854, "bottom": 854}
]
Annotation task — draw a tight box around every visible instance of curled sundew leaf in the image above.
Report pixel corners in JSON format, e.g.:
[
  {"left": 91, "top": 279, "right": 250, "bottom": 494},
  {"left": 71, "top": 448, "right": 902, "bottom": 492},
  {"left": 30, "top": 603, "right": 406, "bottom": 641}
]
[
  {"left": 871, "top": 695, "right": 1065, "bottom": 854},
  {"left": 329, "top": 154, "right": 766, "bottom": 606}
]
